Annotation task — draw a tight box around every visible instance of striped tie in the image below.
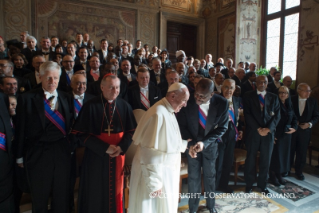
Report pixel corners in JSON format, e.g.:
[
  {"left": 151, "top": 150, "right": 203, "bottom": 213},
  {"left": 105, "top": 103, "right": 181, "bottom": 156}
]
[
  {"left": 198, "top": 107, "right": 206, "bottom": 129},
  {"left": 258, "top": 94, "right": 265, "bottom": 111}
]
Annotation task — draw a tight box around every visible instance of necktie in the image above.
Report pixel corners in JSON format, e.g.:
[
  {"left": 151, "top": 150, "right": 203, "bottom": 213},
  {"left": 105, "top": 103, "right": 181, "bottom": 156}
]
[
  {"left": 198, "top": 107, "right": 206, "bottom": 129},
  {"left": 74, "top": 95, "right": 84, "bottom": 100}
]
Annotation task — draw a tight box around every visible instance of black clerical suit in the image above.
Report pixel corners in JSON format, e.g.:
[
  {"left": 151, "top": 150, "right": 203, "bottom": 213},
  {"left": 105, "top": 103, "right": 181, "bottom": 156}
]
[
  {"left": 290, "top": 95, "right": 319, "bottom": 175},
  {"left": 178, "top": 95, "right": 229, "bottom": 213},
  {"left": 215, "top": 95, "right": 242, "bottom": 190},
  {"left": 128, "top": 84, "right": 162, "bottom": 110},
  {"left": 0, "top": 93, "right": 14, "bottom": 213},
  {"left": 15, "top": 88, "right": 74, "bottom": 213},
  {"left": 243, "top": 90, "right": 280, "bottom": 190}
]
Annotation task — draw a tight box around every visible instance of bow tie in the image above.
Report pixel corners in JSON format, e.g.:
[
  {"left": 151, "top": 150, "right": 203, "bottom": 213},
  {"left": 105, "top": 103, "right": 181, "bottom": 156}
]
[
  {"left": 80, "top": 61, "right": 87, "bottom": 64},
  {"left": 299, "top": 98, "right": 307, "bottom": 101},
  {"left": 66, "top": 71, "right": 73, "bottom": 75},
  {"left": 44, "top": 90, "right": 57, "bottom": 100},
  {"left": 92, "top": 70, "right": 99, "bottom": 74},
  {"left": 42, "top": 52, "right": 49, "bottom": 55},
  {"left": 141, "top": 87, "right": 148, "bottom": 92},
  {"left": 74, "top": 95, "right": 84, "bottom": 100}
]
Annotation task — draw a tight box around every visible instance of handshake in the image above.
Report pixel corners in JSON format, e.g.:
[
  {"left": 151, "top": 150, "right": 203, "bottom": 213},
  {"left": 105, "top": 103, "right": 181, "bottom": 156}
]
[
  {"left": 188, "top": 141, "right": 204, "bottom": 158},
  {"left": 106, "top": 145, "right": 122, "bottom": 157}
]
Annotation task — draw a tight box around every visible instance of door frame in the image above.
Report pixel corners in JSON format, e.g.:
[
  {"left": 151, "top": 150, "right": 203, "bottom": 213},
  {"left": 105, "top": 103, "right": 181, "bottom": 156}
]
[{"left": 160, "top": 11, "right": 205, "bottom": 60}]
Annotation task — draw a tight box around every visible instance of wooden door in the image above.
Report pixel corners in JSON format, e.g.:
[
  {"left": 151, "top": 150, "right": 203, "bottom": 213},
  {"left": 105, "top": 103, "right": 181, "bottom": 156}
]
[{"left": 167, "top": 21, "right": 197, "bottom": 64}]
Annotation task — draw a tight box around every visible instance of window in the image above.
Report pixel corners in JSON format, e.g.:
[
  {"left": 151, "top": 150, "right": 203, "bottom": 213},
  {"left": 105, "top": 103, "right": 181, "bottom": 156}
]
[{"left": 264, "top": 0, "right": 300, "bottom": 80}]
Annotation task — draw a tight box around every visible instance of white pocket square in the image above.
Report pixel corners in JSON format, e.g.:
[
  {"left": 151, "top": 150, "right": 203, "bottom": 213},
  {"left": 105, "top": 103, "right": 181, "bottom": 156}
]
[{"left": 154, "top": 96, "right": 158, "bottom": 99}]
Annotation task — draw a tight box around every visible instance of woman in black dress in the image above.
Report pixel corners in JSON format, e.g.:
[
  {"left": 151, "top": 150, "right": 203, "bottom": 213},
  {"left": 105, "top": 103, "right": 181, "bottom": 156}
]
[{"left": 269, "top": 86, "right": 298, "bottom": 185}]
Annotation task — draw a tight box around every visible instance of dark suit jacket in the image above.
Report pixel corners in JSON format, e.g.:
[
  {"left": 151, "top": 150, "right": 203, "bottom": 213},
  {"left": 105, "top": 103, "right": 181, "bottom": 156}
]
[
  {"left": 267, "top": 75, "right": 274, "bottom": 84},
  {"left": 24, "top": 72, "right": 40, "bottom": 89},
  {"left": 243, "top": 90, "right": 281, "bottom": 135},
  {"left": 197, "top": 68, "right": 208, "bottom": 78},
  {"left": 71, "top": 92, "right": 95, "bottom": 121},
  {"left": 158, "top": 81, "right": 168, "bottom": 97},
  {"left": 221, "top": 68, "right": 230, "bottom": 79},
  {"left": 97, "top": 49, "right": 107, "bottom": 64},
  {"left": 74, "top": 59, "right": 91, "bottom": 72},
  {"left": 232, "top": 75, "right": 242, "bottom": 87},
  {"left": 267, "top": 82, "right": 283, "bottom": 94},
  {"left": 118, "top": 72, "right": 136, "bottom": 88},
  {"left": 21, "top": 47, "right": 38, "bottom": 70},
  {"left": 275, "top": 99, "right": 298, "bottom": 138},
  {"left": 291, "top": 95, "right": 319, "bottom": 126},
  {"left": 241, "top": 80, "right": 255, "bottom": 97},
  {"left": 58, "top": 68, "right": 72, "bottom": 92},
  {"left": 149, "top": 70, "right": 166, "bottom": 86},
  {"left": 33, "top": 49, "right": 54, "bottom": 61},
  {"left": 128, "top": 84, "right": 162, "bottom": 110},
  {"left": 15, "top": 88, "right": 74, "bottom": 159},
  {"left": 0, "top": 93, "right": 14, "bottom": 203},
  {"left": 177, "top": 94, "right": 229, "bottom": 149}
]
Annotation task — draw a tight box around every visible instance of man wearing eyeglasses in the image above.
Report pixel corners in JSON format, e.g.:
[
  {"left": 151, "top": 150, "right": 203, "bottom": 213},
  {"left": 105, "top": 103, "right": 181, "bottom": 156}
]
[
  {"left": 58, "top": 55, "right": 75, "bottom": 92},
  {"left": 290, "top": 83, "right": 319, "bottom": 180}
]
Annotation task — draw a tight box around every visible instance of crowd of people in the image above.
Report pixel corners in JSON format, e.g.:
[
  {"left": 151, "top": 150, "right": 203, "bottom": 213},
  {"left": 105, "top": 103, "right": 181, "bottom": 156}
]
[{"left": 0, "top": 31, "right": 319, "bottom": 213}]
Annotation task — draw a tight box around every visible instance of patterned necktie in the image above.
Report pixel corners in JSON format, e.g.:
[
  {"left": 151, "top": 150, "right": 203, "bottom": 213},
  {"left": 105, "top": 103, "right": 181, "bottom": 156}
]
[
  {"left": 258, "top": 94, "right": 265, "bottom": 111},
  {"left": 198, "top": 107, "right": 206, "bottom": 129}
]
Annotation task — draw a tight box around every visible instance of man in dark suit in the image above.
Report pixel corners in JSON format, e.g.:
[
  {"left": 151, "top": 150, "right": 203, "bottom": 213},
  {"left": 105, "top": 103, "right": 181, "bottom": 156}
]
[
  {"left": 215, "top": 79, "right": 243, "bottom": 193},
  {"left": 0, "top": 93, "right": 14, "bottom": 212},
  {"left": 232, "top": 68, "right": 245, "bottom": 87},
  {"left": 267, "top": 67, "right": 277, "bottom": 84},
  {"left": 118, "top": 59, "right": 136, "bottom": 88},
  {"left": 74, "top": 47, "right": 90, "bottom": 72},
  {"left": 149, "top": 58, "right": 166, "bottom": 86},
  {"left": 128, "top": 67, "right": 162, "bottom": 110},
  {"left": 178, "top": 78, "right": 229, "bottom": 213},
  {"left": 33, "top": 37, "right": 54, "bottom": 62},
  {"left": 241, "top": 72, "right": 256, "bottom": 97},
  {"left": 267, "top": 71, "right": 283, "bottom": 93},
  {"left": 58, "top": 55, "right": 75, "bottom": 92},
  {"left": 75, "top": 33, "right": 86, "bottom": 50},
  {"left": 158, "top": 70, "right": 179, "bottom": 97},
  {"left": 290, "top": 83, "right": 319, "bottom": 180},
  {"left": 21, "top": 36, "right": 38, "bottom": 70},
  {"left": 243, "top": 75, "right": 281, "bottom": 194},
  {"left": 68, "top": 73, "right": 94, "bottom": 212},
  {"left": 119, "top": 45, "right": 134, "bottom": 66},
  {"left": 132, "top": 40, "right": 142, "bottom": 56},
  {"left": 97, "top": 39, "right": 108, "bottom": 65},
  {"left": 176, "top": 62, "right": 188, "bottom": 85},
  {"left": 15, "top": 61, "right": 74, "bottom": 213},
  {"left": 66, "top": 43, "right": 79, "bottom": 62},
  {"left": 283, "top": 76, "right": 297, "bottom": 96},
  {"left": 24, "top": 55, "right": 45, "bottom": 89}
]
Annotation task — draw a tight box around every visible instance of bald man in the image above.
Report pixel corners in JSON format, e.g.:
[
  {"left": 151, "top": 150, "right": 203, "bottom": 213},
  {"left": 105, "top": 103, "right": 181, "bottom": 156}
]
[
  {"left": 243, "top": 75, "right": 280, "bottom": 194},
  {"left": 290, "top": 83, "right": 319, "bottom": 180}
]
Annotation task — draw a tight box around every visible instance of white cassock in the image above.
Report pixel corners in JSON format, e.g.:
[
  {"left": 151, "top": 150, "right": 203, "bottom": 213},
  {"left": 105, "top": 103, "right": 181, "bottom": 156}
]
[{"left": 128, "top": 97, "right": 188, "bottom": 213}]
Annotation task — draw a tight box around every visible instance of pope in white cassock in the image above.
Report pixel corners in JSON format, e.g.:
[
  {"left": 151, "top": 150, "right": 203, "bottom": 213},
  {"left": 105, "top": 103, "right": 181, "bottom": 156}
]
[{"left": 128, "top": 83, "right": 190, "bottom": 213}]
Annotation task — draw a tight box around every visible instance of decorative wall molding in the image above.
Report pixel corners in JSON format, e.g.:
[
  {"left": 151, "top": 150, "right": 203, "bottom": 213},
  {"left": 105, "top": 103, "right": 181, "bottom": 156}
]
[
  {"left": 3, "top": 0, "right": 31, "bottom": 40},
  {"left": 139, "top": 11, "right": 158, "bottom": 46}
]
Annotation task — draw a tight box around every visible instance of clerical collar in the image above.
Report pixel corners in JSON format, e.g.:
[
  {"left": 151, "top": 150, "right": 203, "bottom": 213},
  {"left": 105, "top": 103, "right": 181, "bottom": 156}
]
[
  {"left": 43, "top": 88, "right": 58, "bottom": 99},
  {"left": 299, "top": 96, "right": 307, "bottom": 101},
  {"left": 257, "top": 90, "right": 266, "bottom": 96},
  {"left": 102, "top": 96, "right": 115, "bottom": 104},
  {"left": 162, "top": 97, "right": 175, "bottom": 113}
]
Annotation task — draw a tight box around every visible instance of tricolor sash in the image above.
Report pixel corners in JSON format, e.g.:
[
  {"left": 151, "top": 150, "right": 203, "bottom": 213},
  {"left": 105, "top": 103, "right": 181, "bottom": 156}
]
[
  {"left": 258, "top": 94, "right": 265, "bottom": 110},
  {"left": 0, "top": 132, "right": 6, "bottom": 151},
  {"left": 74, "top": 99, "right": 82, "bottom": 115},
  {"left": 66, "top": 73, "right": 71, "bottom": 85},
  {"left": 91, "top": 70, "right": 99, "bottom": 81},
  {"left": 44, "top": 99, "right": 66, "bottom": 135},
  {"left": 198, "top": 106, "right": 206, "bottom": 129},
  {"left": 140, "top": 92, "right": 150, "bottom": 109},
  {"left": 228, "top": 107, "right": 239, "bottom": 140}
]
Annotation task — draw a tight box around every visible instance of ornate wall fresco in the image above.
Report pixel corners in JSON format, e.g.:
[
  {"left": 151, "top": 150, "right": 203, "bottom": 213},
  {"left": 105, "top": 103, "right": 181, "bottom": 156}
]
[
  {"left": 35, "top": 0, "right": 136, "bottom": 46},
  {"left": 297, "top": 0, "right": 319, "bottom": 87},
  {"left": 235, "top": 0, "right": 261, "bottom": 66},
  {"left": 217, "top": 12, "right": 235, "bottom": 62}
]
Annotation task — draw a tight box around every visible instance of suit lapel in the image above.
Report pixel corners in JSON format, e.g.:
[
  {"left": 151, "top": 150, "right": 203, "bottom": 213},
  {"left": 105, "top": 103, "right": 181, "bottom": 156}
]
[
  {"left": 33, "top": 89, "right": 46, "bottom": 129},
  {"left": 205, "top": 96, "right": 218, "bottom": 135},
  {"left": 0, "top": 108, "right": 12, "bottom": 155},
  {"left": 233, "top": 97, "right": 239, "bottom": 124},
  {"left": 58, "top": 91, "right": 70, "bottom": 131},
  {"left": 189, "top": 100, "right": 199, "bottom": 136},
  {"left": 149, "top": 85, "right": 155, "bottom": 105}
]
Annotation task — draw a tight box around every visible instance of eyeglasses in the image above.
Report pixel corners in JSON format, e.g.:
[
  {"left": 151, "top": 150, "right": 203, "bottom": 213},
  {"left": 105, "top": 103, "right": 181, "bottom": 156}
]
[
  {"left": 0, "top": 64, "right": 12, "bottom": 68},
  {"left": 300, "top": 90, "right": 312, "bottom": 93},
  {"left": 278, "top": 92, "right": 288, "bottom": 95},
  {"left": 195, "top": 93, "right": 210, "bottom": 99},
  {"left": 63, "top": 61, "right": 74, "bottom": 63}
]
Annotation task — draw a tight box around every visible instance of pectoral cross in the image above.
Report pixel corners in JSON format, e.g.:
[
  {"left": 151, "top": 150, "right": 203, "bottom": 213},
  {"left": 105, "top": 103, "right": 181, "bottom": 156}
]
[{"left": 105, "top": 125, "right": 113, "bottom": 136}]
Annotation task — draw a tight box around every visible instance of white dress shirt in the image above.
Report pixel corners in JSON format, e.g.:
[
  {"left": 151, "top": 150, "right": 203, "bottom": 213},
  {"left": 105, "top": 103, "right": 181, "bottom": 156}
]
[
  {"left": 298, "top": 96, "right": 307, "bottom": 116},
  {"left": 123, "top": 72, "right": 132, "bottom": 82},
  {"left": 199, "top": 100, "right": 210, "bottom": 117},
  {"left": 140, "top": 86, "right": 149, "bottom": 99},
  {"left": 257, "top": 90, "right": 267, "bottom": 111},
  {"left": 66, "top": 69, "right": 74, "bottom": 80},
  {"left": 216, "top": 84, "right": 222, "bottom": 93},
  {"left": 35, "top": 71, "right": 41, "bottom": 84},
  {"left": 102, "top": 50, "right": 108, "bottom": 59},
  {"left": 74, "top": 92, "right": 85, "bottom": 106}
]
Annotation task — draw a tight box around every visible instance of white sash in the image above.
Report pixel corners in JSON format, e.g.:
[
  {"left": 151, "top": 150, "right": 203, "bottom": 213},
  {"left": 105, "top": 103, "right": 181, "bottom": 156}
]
[{"left": 140, "top": 92, "right": 150, "bottom": 109}]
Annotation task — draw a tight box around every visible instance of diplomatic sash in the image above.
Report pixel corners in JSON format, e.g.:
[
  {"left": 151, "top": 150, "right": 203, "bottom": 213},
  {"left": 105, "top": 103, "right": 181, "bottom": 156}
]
[
  {"left": 0, "top": 132, "right": 6, "bottom": 151},
  {"left": 228, "top": 107, "right": 239, "bottom": 140},
  {"left": 140, "top": 92, "right": 150, "bottom": 109},
  {"left": 258, "top": 94, "right": 265, "bottom": 111},
  {"left": 74, "top": 99, "right": 82, "bottom": 115},
  {"left": 44, "top": 99, "right": 66, "bottom": 135},
  {"left": 198, "top": 106, "right": 206, "bottom": 129},
  {"left": 90, "top": 70, "right": 99, "bottom": 81}
]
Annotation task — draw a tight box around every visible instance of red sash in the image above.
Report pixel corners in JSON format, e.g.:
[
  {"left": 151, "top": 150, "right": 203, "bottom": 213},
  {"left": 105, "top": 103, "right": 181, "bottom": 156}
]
[
  {"left": 95, "top": 132, "right": 124, "bottom": 213},
  {"left": 140, "top": 92, "right": 150, "bottom": 109}
]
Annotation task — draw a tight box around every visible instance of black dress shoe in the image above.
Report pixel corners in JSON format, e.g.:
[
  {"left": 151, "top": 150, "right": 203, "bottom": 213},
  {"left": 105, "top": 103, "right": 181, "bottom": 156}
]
[
  {"left": 245, "top": 187, "right": 253, "bottom": 193},
  {"left": 282, "top": 171, "right": 290, "bottom": 177},
  {"left": 296, "top": 173, "right": 305, "bottom": 180},
  {"left": 261, "top": 188, "right": 270, "bottom": 195},
  {"left": 219, "top": 187, "right": 234, "bottom": 193}
]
